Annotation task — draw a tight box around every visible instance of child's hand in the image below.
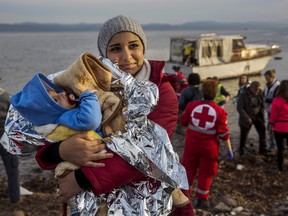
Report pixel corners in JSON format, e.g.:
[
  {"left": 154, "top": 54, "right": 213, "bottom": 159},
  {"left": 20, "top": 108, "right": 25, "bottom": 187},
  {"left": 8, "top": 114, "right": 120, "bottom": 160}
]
[
  {"left": 91, "top": 89, "right": 98, "bottom": 95},
  {"left": 228, "top": 150, "right": 234, "bottom": 160},
  {"left": 91, "top": 89, "right": 98, "bottom": 94}
]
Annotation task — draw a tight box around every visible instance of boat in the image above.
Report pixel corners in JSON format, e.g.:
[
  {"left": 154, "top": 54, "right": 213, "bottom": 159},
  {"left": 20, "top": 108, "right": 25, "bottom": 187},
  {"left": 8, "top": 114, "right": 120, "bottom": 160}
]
[{"left": 164, "top": 33, "right": 281, "bottom": 80}]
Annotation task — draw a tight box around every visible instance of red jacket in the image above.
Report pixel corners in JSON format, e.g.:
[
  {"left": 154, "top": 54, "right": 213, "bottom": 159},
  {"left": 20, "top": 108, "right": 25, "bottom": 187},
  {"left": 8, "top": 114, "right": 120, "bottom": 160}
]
[
  {"left": 36, "top": 60, "right": 179, "bottom": 195},
  {"left": 180, "top": 100, "right": 230, "bottom": 142},
  {"left": 270, "top": 97, "right": 288, "bottom": 133}
]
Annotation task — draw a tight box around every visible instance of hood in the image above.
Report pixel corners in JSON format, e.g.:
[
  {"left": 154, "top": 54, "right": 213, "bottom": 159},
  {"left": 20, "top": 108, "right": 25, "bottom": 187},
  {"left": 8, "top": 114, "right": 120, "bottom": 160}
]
[{"left": 11, "top": 73, "right": 68, "bottom": 126}]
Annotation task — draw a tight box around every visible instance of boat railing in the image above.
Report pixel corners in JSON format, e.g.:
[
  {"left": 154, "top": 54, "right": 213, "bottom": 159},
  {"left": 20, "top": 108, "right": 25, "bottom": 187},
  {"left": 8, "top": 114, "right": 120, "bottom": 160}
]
[
  {"left": 231, "top": 47, "right": 280, "bottom": 62},
  {"left": 199, "top": 33, "right": 216, "bottom": 37}
]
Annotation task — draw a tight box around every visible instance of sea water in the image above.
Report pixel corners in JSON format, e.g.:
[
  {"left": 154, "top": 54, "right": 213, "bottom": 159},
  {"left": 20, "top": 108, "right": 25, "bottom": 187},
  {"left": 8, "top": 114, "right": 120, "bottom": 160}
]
[{"left": 0, "top": 29, "right": 287, "bottom": 95}]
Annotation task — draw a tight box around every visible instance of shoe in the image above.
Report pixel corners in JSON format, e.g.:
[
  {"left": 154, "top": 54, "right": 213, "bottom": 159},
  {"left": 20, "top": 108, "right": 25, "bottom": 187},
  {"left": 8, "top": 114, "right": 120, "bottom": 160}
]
[
  {"left": 259, "top": 149, "right": 267, "bottom": 155},
  {"left": 238, "top": 147, "right": 244, "bottom": 156},
  {"left": 266, "top": 149, "right": 276, "bottom": 156},
  {"left": 193, "top": 198, "right": 210, "bottom": 209},
  {"left": 11, "top": 197, "right": 24, "bottom": 206}
]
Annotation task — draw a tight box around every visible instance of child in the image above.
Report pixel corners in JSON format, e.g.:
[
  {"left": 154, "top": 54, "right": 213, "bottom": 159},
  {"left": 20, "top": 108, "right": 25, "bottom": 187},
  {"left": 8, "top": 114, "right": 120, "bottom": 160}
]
[
  {"left": 180, "top": 79, "right": 234, "bottom": 209},
  {"left": 10, "top": 72, "right": 104, "bottom": 178},
  {"left": 11, "top": 72, "right": 102, "bottom": 137}
]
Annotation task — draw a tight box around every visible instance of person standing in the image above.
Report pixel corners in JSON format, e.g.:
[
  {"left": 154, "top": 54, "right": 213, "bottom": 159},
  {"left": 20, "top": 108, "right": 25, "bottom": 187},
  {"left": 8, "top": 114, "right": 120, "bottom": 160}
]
[
  {"left": 180, "top": 79, "right": 233, "bottom": 209},
  {"left": 232, "top": 74, "right": 250, "bottom": 104},
  {"left": 179, "top": 73, "right": 202, "bottom": 113},
  {"left": 237, "top": 81, "right": 267, "bottom": 155},
  {"left": 170, "top": 66, "right": 188, "bottom": 98},
  {"left": 263, "top": 69, "right": 280, "bottom": 151},
  {"left": 176, "top": 73, "right": 202, "bottom": 136},
  {"left": 182, "top": 44, "right": 195, "bottom": 66},
  {"left": 269, "top": 80, "right": 288, "bottom": 171},
  {"left": 211, "top": 76, "right": 230, "bottom": 107},
  {"left": 0, "top": 88, "right": 21, "bottom": 205}
]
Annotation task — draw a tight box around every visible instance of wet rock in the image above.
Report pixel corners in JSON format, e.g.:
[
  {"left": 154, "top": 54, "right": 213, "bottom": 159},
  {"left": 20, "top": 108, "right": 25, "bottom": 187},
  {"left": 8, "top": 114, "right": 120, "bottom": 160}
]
[
  {"left": 232, "top": 206, "right": 244, "bottom": 214},
  {"left": 213, "top": 201, "right": 231, "bottom": 213},
  {"left": 219, "top": 194, "right": 237, "bottom": 207}
]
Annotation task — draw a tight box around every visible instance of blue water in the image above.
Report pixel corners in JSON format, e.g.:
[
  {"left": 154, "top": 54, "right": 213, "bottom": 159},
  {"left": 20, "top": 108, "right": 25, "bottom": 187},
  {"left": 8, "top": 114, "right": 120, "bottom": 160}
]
[{"left": 0, "top": 29, "right": 287, "bottom": 94}]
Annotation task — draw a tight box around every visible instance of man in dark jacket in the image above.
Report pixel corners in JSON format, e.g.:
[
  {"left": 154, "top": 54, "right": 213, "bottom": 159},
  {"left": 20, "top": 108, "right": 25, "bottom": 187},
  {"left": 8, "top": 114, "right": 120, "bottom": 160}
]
[
  {"left": 237, "top": 81, "right": 267, "bottom": 155},
  {"left": 0, "top": 88, "right": 20, "bottom": 204},
  {"left": 179, "top": 73, "right": 202, "bottom": 112}
]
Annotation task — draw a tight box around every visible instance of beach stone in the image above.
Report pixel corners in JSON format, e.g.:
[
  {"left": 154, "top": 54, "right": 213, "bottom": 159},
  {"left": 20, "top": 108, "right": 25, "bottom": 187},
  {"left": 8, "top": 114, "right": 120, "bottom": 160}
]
[
  {"left": 194, "top": 209, "right": 213, "bottom": 216},
  {"left": 232, "top": 206, "right": 244, "bottom": 213},
  {"left": 236, "top": 164, "right": 244, "bottom": 170},
  {"left": 219, "top": 194, "right": 237, "bottom": 207},
  {"left": 213, "top": 201, "right": 231, "bottom": 213}
]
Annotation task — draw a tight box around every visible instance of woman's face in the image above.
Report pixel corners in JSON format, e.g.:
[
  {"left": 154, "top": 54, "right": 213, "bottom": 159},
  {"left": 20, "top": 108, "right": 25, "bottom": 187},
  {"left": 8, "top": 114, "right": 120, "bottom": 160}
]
[
  {"left": 106, "top": 32, "right": 144, "bottom": 76},
  {"left": 240, "top": 75, "right": 248, "bottom": 85}
]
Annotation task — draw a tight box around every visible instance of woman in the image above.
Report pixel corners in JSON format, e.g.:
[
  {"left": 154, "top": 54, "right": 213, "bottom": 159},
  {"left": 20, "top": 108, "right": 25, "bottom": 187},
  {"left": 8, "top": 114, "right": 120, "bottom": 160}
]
[
  {"left": 233, "top": 74, "right": 250, "bottom": 104},
  {"left": 180, "top": 79, "right": 233, "bottom": 209},
  {"left": 34, "top": 15, "right": 194, "bottom": 215},
  {"left": 270, "top": 80, "right": 288, "bottom": 171}
]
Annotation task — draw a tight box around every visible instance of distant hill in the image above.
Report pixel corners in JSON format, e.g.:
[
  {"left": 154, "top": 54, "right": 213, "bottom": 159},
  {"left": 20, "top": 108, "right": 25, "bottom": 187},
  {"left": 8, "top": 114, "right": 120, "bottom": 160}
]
[
  {"left": 0, "top": 21, "right": 287, "bottom": 32},
  {"left": 0, "top": 23, "right": 102, "bottom": 32}
]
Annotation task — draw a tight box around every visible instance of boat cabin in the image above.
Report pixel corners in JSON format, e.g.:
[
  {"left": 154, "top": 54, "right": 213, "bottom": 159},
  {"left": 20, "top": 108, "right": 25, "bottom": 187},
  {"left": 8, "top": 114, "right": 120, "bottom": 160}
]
[{"left": 168, "top": 33, "right": 276, "bottom": 67}]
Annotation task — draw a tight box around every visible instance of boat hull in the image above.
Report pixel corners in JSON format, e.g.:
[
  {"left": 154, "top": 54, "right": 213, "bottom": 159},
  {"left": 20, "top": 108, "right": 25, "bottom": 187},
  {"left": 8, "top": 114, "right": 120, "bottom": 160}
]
[{"left": 165, "top": 55, "right": 273, "bottom": 80}]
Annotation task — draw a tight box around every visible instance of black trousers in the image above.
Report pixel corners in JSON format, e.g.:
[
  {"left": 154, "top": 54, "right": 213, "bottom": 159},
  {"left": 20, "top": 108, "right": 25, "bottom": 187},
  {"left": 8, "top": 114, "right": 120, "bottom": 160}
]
[
  {"left": 274, "top": 131, "right": 288, "bottom": 171},
  {"left": 0, "top": 143, "right": 20, "bottom": 203},
  {"left": 240, "top": 118, "right": 267, "bottom": 153}
]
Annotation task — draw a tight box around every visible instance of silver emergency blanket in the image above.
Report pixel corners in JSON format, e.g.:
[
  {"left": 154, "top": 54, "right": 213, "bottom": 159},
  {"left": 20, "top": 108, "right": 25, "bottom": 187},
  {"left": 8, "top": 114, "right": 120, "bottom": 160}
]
[
  {"left": 102, "top": 58, "right": 188, "bottom": 189},
  {"left": 0, "top": 57, "right": 188, "bottom": 216}
]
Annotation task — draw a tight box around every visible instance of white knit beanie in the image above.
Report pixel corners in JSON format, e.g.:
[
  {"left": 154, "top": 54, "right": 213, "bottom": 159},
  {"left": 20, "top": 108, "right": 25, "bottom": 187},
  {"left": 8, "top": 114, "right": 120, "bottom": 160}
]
[{"left": 97, "top": 15, "right": 147, "bottom": 57}]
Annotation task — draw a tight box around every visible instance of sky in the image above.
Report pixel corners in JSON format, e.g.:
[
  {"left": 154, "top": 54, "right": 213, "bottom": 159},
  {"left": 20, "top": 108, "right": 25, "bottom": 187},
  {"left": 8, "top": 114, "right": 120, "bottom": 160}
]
[{"left": 0, "top": 0, "right": 288, "bottom": 25}]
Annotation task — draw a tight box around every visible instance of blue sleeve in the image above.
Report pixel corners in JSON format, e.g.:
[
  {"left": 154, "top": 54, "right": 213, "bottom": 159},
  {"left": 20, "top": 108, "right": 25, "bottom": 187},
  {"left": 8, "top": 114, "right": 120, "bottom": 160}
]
[{"left": 58, "top": 91, "right": 102, "bottom": 131}]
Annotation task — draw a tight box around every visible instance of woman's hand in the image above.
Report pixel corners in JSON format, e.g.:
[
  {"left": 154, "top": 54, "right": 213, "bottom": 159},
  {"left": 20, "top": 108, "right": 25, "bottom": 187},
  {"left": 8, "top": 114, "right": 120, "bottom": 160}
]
[
  {"left": 57, "top": 171, "right": 81, "bottom": 203},
  {"left": 59, "top": 132, "right": 113, "bottom": 167}
]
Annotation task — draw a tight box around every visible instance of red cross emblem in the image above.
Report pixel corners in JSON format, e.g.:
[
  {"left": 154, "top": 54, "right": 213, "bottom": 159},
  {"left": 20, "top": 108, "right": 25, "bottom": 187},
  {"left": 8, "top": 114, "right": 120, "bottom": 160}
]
[{"left": 191, "top": 104, "right": 216, "bottom": 129}]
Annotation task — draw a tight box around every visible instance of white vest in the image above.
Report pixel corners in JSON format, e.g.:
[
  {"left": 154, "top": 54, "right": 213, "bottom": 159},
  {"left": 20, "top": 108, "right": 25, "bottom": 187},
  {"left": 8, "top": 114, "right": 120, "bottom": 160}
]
[{"left": 263, "top": 79, "right": 280, "bottom": 113}]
